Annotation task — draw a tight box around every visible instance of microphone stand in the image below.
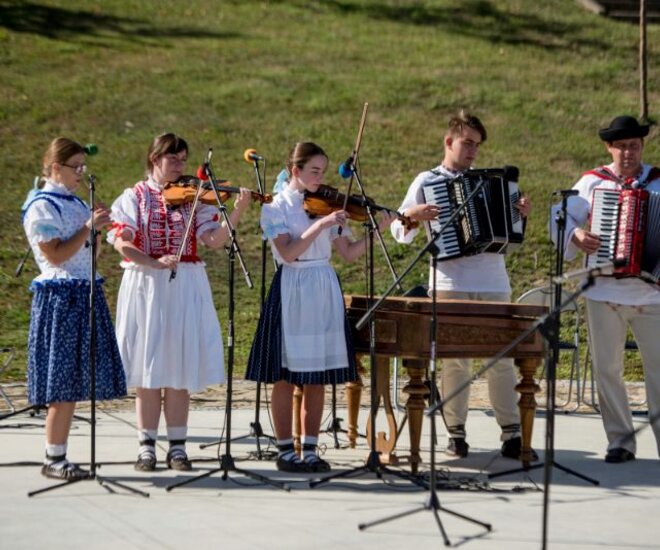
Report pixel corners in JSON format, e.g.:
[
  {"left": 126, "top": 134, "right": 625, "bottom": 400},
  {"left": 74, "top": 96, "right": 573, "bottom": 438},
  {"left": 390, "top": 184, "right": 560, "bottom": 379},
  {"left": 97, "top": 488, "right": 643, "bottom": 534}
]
[
  {"left": 29, "top": 174, "right": 148, "bottom": 498},
  {"left": 425, "top": 270, "right": 602, "bottom": 549},
  {"left": 359, "top": 252, "right": 492, "bottom": 544},
  {"left": 487, "top": 190, "right": 598, "bottom": 550},
  {"left": 310, "top": 163, "right": 423, "bottom": 489},
  {"left": 167, "top": 159, "right": 288, "bottom": 492},
  {"left": 199, "top": 156, "right": 276, "bottom": 458},
  {"left": 344, "top": 174, "right": 493, "bottom": 540},
  {"left": 322, "top": 161, "right": 403, "bottom": 449}
]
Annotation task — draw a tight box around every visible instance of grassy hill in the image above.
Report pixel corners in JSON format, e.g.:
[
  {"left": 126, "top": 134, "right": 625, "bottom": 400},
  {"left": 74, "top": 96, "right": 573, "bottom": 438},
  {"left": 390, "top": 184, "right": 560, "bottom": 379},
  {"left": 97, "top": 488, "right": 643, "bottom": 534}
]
[{"left": 1, "top": 0, "right": 658, "bottom": 379}]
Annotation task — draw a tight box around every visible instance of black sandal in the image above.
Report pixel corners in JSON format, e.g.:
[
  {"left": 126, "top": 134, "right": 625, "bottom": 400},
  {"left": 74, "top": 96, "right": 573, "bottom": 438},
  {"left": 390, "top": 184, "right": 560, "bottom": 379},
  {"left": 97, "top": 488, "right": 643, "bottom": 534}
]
[
  {"left": 276, "top": 455, "right": 309, "bottom": 473},
  {"left": 134, "top": 451, "right": 157, "bottom": 472},
  {"left": 302, "top": 455, "right": 331, "bottom": 473},
  {"left": 166, "top": 449, "right": 192, "bottom": 471}
]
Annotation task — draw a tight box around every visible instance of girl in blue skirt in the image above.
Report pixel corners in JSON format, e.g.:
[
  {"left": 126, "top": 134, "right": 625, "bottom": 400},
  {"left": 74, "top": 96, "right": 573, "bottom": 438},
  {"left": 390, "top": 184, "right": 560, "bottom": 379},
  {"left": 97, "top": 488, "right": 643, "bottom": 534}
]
[
  {"left": 246, "top": 142, "right": 394, "bottom": 473},
  {"left": 22, "top": 138, "right": 127, "bottom": 480}
]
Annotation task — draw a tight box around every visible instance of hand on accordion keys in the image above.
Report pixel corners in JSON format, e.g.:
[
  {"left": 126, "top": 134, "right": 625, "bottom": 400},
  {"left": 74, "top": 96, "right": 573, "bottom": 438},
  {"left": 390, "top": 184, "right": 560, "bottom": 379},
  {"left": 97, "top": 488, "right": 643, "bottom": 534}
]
[
  {"left": 513, "top": 195, "right": 531, "bottom": 218},
  {"left": 404, "top": 203, "right": 442, "bottom": 222},
  {"left": 571, "top": 228, "right": 601, "bottom": 255}
]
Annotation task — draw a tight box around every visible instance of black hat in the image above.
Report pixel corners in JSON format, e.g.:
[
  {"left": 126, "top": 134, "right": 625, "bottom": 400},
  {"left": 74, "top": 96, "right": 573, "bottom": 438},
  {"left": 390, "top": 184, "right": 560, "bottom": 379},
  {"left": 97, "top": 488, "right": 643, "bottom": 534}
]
[{"left": 598, "top": 115, "right": 649, "bottom": 142}]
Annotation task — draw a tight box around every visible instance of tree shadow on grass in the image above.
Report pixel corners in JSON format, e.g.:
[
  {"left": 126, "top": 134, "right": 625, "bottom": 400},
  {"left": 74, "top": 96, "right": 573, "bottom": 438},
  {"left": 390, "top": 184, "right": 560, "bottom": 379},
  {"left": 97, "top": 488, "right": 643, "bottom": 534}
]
[
  {"left": 0, "top": 1, "right": 241, "bottom": 47},
  {"left": 288, "top": 0, "right": 611, "bottom": 53}
]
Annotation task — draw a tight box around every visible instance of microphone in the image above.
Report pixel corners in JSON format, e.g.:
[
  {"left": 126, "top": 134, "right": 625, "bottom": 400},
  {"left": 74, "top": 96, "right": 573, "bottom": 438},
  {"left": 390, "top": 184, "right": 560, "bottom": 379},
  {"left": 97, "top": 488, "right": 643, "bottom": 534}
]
[
  {"left": 552, "top": 189, "right": 579, "bottom": 197},
  {"left": 338, "top": 156, "right": 354, "bottom": 179},
  {"left": 503, "top": 165, "right": 519, "bottom": 182},
  {"left": 84, "top": 144, "right": 98, "bottom": 156},
  {"left": 552, "top": 259, "right": 627, "bottom": 284},
  {"left": 243, "top": 149, "right": 264, "bottom": 163},
  {"left": 196, "top": 165, "right": 209, "bottom": 181}
]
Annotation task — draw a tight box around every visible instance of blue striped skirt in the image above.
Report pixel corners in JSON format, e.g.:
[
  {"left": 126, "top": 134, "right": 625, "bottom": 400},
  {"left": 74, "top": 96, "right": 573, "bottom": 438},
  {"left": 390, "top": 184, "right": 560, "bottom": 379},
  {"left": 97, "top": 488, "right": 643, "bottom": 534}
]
[
  {"left": 245, "top": 267, "right": 358, "bottom": 385},
  {"left": 27, "top": 279, "right": 127, "bottom": 405}
]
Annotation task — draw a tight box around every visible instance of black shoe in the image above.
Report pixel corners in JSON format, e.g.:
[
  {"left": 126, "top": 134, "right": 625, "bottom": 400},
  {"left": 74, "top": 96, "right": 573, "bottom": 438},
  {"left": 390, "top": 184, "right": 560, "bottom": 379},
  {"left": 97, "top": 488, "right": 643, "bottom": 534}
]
[
  {"left": 501, "top": 436, "right": 539, "bottom": 461},
  {"left": 41, "top": 461, "right": 89, "bottom": 481},
  {"left": 605, "top": 447, "right": 635, "bottom": 463},
  {"left": 276, "top": 455, "right": 309, "bottom": 473},
  {"left": 501, "top": 436, "right": 539, "bottom": 462},
  {"left": 445, "top": 437, "right": 469, "bottom": 458},
  {"left": 302, "top": 455, "right": 331, "bottom": 473}
]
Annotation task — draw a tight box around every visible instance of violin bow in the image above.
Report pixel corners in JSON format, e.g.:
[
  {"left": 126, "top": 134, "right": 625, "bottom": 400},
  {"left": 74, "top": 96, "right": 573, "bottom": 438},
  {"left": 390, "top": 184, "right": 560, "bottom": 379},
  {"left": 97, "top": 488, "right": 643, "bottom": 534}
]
[
  {"left": 340, "top": 102, "right": 369, "bottom": 212},
  {"left": 169, "top": 153, "right": 209, "bottom": 282}
]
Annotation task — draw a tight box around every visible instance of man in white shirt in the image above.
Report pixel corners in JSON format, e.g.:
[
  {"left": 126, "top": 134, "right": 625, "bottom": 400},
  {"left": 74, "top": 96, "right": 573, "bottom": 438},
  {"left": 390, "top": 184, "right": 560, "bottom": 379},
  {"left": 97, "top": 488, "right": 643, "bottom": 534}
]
[
  {"left": 391, "top": 110, "right": 532, "bottom": 459},
  {"left": 550, "top": 115, "right": 660, "bottom": 463}
]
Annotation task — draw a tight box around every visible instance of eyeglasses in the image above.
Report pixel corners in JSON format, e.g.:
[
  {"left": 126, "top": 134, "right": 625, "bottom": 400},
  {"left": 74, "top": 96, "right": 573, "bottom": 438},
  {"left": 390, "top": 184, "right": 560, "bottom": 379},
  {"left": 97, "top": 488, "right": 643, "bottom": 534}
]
[
  {"left": 61, "top": 163, "right": 87, "bottom": 174},
  {"left": 164, "top": 154, "right": 187, "bottom": 165}
]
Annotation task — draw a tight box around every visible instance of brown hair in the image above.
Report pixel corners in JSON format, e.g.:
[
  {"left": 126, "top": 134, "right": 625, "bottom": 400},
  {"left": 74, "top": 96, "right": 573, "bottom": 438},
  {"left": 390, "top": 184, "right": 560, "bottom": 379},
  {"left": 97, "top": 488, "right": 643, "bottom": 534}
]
[
  {"left": 146, "top": 133, "right": 189, "bottom": 174},
  {"left": 42, "top": 137, "right": 85, "bottom": 179},
  {"left": 285, "top": 142, "right": 328, "bottom": 179},
  {"left": 447, "top": 109, "right": 487, "bottom": 142}
]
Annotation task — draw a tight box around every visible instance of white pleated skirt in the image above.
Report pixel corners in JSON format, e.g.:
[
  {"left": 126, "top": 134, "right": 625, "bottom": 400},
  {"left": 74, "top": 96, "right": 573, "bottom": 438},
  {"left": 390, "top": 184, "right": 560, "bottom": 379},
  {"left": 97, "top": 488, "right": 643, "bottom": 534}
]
[{"left": 115, "top": 262, "right": 225, "bottom": 392}]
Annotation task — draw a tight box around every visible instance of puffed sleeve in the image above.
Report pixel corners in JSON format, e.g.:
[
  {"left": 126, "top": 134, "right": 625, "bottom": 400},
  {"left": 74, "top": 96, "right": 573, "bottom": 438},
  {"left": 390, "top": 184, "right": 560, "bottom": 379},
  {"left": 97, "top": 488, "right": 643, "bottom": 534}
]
[
  {"left": 107, "top": 187, "right": 139, "bottom": 245},
  {"left": 260, "top": 202, "right": 288, "bottom": 240},
  {"left": 391, "top": 172, "right": 426, "bottom": 244},
  {"left": 23, "top": 199, "right": 64, "bottom": 244},
  {"left": 195, "top": 204, "right": 221, "bottom": 239}
]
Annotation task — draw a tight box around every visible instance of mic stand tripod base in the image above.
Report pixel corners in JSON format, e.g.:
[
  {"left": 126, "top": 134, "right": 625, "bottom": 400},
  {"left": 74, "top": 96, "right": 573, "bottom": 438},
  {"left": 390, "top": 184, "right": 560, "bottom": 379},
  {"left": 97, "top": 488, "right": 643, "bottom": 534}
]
[
  {"left": 309, "top": 448, "right": 424, "bottom": 489},
  {"left": 357, "top": 413, "right": 492, "bottom": 546},
  {"left": 165, "top": 455, "right": 291, "bottom": 493},
  {"left": 358, "top": 489, "right": 492, "bottom": 546},
  {"left": 28, "top": 465, "right": 150, "bottom": 498}
]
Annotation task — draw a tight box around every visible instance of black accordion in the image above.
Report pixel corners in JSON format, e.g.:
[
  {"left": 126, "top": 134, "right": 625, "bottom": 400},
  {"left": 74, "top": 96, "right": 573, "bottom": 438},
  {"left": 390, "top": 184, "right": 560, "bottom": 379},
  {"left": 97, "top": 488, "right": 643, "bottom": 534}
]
[{"left": 421, "top": 166, "right": 525, "bottom": 261}]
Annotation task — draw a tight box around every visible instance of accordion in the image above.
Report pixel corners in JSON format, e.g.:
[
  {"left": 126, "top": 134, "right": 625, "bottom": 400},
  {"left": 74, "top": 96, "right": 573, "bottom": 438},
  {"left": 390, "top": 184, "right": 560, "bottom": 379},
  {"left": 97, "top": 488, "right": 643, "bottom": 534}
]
[
  {"left": 586, "top": 187, "right": 660, "bottom": 284},
  {"left": 421, "top": 166, "right": 525, "bottom": 261}
]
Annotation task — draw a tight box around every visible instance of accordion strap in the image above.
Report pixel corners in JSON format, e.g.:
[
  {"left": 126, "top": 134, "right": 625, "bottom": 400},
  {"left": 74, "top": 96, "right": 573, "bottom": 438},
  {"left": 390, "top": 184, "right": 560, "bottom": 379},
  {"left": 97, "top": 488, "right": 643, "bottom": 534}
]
[{"left": 586, "top": 165, "right": 660, "bottom": 189}]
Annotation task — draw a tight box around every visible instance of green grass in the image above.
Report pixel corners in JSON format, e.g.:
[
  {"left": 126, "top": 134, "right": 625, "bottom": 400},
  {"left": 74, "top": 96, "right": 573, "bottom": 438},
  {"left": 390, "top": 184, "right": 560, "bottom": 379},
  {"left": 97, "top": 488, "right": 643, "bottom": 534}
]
[{"left": 1, "top": 0, "right": 657, "bottom": 380}]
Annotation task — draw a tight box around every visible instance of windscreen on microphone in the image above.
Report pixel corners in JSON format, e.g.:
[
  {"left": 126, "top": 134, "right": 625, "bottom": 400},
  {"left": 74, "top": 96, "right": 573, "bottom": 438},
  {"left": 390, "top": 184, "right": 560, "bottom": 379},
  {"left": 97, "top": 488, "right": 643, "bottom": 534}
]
[
  {"left": 338, "top": 159, "right": 354, "bottom": 179},
  {"left": 84, "top": 144, "right": 98, "bottom": 156},
  {"left": 503, "top": 165, "right": 519, "bottom": 182},
  {"left": 243, "top": 148, "right": 263, "bottom": 163},
  {"left": 196, "top": 165, "right": 209, "bottom": 181}
]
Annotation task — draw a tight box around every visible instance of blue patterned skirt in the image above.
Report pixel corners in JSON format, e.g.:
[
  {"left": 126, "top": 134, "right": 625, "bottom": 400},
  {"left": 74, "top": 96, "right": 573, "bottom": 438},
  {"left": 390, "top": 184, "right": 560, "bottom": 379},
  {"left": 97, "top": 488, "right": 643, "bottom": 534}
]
[
  {"left": 245, "top": 267, "right": 358, "bottom": 385},
  {"left": 27, "top": 279, "right": 127, "bottom": 405}
]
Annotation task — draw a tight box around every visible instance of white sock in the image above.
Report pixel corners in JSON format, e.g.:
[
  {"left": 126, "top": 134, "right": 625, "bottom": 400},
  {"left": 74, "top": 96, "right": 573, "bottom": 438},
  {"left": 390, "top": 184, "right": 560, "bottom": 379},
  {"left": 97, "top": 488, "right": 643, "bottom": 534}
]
[
  {"left": 167, "top": 426, "right": 187, "bottom": 456},
  {"left": 138, "top": 428, "right": 158, "bottom": 458},
  {"left": 45, "top": 443, "right": 67, "bottom": 465}
]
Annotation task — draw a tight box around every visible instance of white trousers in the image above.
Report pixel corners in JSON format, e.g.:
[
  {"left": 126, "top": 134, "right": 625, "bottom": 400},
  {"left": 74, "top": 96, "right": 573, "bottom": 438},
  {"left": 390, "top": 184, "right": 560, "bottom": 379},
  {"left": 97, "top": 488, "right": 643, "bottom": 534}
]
[
  {"left": 435, "top": 291, "right": 521, "bottom": 441},
  {"left": 586, "top": 299, "right": 660, "bottom": 456}
]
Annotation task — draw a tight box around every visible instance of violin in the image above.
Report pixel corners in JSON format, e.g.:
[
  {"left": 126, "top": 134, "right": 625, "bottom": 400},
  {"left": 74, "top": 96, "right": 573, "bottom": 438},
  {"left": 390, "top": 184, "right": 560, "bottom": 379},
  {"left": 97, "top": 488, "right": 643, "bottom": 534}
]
[
  {"left": 163, "top": 175, "right": 272, "bottom": 206},
  {"left": 303, "top": 184, "right": 418, "bottom": 230}
]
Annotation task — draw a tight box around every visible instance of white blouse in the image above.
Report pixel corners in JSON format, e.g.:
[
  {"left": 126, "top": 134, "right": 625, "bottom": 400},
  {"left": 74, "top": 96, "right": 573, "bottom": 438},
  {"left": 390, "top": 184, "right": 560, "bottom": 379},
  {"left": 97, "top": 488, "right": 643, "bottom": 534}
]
[
  {"left": 22, "top": 180, "right": 95, "bottom": 282},
  {"left": 261, "top": 184, "right": 348, "bottom": 265}
]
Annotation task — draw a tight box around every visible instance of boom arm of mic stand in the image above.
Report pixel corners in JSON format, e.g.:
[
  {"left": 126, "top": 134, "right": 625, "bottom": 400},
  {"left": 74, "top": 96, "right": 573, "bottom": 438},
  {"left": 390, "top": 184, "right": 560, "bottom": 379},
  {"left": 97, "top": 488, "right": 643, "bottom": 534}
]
[
  {"left": 205, "top": 160, "right": 253, "bottom": 289},
  {"left": 355, "top": 176, "right": 490, "bottom": 331},
  {"left": 425, "top": 275, "right": 596, "bottom": 417}
]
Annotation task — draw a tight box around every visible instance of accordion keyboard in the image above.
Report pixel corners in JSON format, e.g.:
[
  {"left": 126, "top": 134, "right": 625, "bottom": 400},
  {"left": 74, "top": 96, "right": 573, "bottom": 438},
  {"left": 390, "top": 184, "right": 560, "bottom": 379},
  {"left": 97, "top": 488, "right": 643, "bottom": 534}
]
[
  {"left": 586, "top": 188, "right": 620, "bottom": 268},
  {"left": 422, "top": 181, "right": 462, "bottom": 259}
]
